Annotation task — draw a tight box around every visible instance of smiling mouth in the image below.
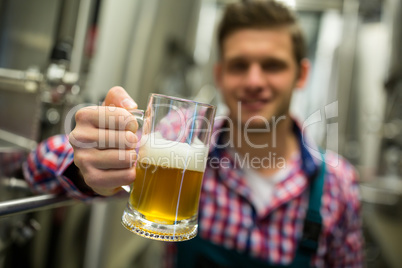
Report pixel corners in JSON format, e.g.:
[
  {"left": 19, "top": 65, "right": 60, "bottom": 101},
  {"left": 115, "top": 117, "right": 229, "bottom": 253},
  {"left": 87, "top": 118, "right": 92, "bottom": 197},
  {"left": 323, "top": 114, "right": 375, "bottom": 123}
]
[
  {"left": 241, "top": 99, "right": 269, "bottom": 104},
  {"left": 240, "top": 99, "right": 270, "bottom": 111}
]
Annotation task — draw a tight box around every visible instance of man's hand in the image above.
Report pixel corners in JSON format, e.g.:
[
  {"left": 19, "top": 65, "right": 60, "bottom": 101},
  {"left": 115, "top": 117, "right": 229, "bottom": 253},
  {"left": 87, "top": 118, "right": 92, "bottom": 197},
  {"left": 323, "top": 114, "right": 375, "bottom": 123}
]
[{"left": 69, "top": 86, "right": 139, "bottom": 196}]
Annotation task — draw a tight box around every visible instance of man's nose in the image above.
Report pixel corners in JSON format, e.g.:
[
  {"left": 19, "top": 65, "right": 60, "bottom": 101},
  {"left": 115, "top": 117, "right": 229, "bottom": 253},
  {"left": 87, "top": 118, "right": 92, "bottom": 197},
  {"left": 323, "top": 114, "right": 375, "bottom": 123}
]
[{"left": 245, "top": 64, "right": 265, "bottom": 90}]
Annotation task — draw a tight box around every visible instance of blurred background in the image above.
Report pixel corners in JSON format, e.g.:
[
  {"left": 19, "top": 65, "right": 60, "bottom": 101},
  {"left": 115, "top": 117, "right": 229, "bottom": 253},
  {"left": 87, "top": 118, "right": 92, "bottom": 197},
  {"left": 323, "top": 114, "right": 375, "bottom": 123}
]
[{"left": 0, "top": 0, "right": 401, "bottom": 267}]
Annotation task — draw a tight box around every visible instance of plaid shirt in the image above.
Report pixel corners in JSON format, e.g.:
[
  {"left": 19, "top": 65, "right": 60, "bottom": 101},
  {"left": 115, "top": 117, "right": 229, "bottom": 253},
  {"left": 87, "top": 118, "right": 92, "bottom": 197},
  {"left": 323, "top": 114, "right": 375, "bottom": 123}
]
[{"left": 23, "top": 118, "right": 363, "bottom": 267}]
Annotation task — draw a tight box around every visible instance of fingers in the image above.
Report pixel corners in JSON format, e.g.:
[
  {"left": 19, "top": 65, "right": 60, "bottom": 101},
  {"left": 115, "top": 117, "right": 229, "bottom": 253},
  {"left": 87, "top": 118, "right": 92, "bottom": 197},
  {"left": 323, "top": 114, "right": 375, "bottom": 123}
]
[
  {"left": 73, "top": 148, "right": 137, "bottom": 196},
  {"left": 103, "top": 86, "right": 138, "bottom": 109},
  {"left": 70, "top": 127, "right": 138, "bottom": 149},
  {"left": 75, "top": 106, "right": 138, "bottom": 132},
  {"left": 75, "top": 148, "right": 137, "bottom": 170},
  {"left": 83, "top": 167, "right": 137, "bottom": 196},
  {"left": 69, "top": 86, "right": 140, "bottom": 197},
  {"left": 86, "top": 167, "right": 136, "bottom": 189}
]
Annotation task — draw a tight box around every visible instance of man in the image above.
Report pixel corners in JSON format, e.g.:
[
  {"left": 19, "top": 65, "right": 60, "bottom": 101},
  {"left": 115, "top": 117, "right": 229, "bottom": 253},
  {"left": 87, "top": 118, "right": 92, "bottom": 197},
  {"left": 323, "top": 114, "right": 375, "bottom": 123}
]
[{"left": 24, "top": 1, "right": 363, "bottom": 267}]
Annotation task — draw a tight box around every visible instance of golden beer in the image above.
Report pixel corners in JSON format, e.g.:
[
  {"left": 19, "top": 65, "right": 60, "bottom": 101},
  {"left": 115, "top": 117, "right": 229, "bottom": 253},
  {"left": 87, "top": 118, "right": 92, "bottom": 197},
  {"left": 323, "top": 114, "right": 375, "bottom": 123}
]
[
  {"left": 122, "top": 133, "right": 209, "bottom": 240},
  {"left": 130, "top": 163, "right": 204, "bottom": 224}
]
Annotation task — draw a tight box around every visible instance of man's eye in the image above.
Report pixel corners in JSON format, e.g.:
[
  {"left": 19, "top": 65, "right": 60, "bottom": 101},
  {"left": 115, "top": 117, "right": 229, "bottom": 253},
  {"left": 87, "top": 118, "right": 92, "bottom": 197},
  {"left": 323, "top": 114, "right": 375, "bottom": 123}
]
[
  {"left": 262, "top": 62, "right": 286, "bottom": 72},
  {"left": 228, "top": 62, "right": 248, "bottom": 72}
]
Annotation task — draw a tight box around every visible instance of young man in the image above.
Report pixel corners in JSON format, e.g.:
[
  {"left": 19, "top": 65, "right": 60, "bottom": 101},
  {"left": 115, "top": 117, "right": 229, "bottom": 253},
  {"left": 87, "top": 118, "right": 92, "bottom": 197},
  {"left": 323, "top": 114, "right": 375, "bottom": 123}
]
[{"left": 24, "top": 1, "right": 363, "bottom": 267}]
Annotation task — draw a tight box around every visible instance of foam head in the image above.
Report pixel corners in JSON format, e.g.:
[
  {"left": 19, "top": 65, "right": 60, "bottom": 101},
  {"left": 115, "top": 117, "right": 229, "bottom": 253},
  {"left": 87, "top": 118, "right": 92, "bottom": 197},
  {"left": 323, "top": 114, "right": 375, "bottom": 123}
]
[{"left": 137, "top": 133, "right": 208, "bottom": 172}]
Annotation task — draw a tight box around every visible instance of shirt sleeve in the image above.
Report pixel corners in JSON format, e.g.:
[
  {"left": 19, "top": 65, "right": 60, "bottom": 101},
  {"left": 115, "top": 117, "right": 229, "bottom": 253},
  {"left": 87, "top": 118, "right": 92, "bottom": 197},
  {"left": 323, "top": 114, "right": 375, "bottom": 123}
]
[{"left": 23, "top": 134, "right": 98, "bottom": 201}]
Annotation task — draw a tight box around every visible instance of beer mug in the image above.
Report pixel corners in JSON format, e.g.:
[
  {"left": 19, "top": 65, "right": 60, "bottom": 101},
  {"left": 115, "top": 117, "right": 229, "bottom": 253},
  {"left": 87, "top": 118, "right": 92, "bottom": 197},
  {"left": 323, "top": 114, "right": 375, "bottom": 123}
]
[{"left": 121, "top": 93, "right": 216, "bottom": 241}]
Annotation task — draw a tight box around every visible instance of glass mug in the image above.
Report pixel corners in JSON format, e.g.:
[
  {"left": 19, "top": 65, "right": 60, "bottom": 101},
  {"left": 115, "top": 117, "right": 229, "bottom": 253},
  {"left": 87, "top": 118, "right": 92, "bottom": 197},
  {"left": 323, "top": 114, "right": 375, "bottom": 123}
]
[{"left": 121, "top": 93, "right": 216, "bottom": 241}]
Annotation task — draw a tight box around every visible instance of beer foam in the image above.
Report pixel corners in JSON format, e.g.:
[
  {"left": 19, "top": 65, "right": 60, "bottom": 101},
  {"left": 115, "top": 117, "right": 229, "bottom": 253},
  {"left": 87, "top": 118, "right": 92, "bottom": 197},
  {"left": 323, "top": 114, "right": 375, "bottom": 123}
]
[{"left": 137, "top": 133, "right": 208, "bottom": 172}]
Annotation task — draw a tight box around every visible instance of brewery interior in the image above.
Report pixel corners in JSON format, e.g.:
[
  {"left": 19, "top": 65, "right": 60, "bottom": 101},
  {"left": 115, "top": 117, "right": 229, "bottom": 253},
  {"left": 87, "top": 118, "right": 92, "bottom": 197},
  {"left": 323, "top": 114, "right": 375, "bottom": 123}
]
[{"left": 0, "top": 0, "right": 401, "bottom": 267}]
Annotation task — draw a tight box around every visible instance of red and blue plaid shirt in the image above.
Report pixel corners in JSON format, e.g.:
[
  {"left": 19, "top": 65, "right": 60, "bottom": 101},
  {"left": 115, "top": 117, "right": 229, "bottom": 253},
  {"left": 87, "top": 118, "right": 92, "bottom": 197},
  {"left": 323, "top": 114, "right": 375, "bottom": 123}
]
[{"left": 23, "top": 118, "right": 363, "bottom": 267}]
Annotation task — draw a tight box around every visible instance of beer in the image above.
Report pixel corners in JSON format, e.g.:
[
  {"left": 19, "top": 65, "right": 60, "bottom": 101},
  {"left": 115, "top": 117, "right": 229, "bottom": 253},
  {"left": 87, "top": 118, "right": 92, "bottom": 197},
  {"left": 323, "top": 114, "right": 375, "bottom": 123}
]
[
  {"left": 129, "top": 133, "right": 208, "bottom": 224},
  {"left": 130, "top": 163, "right": 203, "bottom": 224}
]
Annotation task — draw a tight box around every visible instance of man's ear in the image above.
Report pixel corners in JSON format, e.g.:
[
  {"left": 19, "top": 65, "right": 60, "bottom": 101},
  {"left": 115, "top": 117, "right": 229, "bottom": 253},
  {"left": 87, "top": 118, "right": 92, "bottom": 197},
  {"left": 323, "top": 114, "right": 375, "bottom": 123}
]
[
  {"left": 214, "top": 62, "right": 223, "bottom": 91},
  {"left": 295, "top": 59, "right": 310, "bottom": 89}
]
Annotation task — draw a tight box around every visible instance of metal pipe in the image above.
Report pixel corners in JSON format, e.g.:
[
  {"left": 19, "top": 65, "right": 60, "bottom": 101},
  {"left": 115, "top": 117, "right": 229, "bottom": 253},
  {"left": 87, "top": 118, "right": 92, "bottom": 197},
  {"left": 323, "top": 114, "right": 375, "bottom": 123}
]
[
  {"left": 0, "top": 194, "right": 75, "bottom": 218},
  {"left": 0, "top": 68, "right": 25, "bottom": 80},
  {"left": 335, "top": 0, "right": 360, "bottom": 158},
  {"left": 0, "top": 67, "right": 43, "bottom": 93},
  {"left": 0, "top": 177, "right": 31, "bottom": 193},
  {"left": 0, "top": 129, "right": 38, "bottom": 151},
  {"left": 69, "top": 0, "right": 96, "bottom": 74},
  {"left": 0, "top": 67, "right": 43, "bottom": 82}
]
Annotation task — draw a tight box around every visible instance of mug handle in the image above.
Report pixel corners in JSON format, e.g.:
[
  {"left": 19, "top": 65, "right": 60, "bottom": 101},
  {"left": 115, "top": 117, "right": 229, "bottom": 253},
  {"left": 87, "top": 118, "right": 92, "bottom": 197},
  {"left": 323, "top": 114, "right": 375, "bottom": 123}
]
[
  {"left": 128, "top": 108, "right": 145, "bottom": 127},
  {"left": 121, "top": 108, "right": 144, "bottom": 193}
]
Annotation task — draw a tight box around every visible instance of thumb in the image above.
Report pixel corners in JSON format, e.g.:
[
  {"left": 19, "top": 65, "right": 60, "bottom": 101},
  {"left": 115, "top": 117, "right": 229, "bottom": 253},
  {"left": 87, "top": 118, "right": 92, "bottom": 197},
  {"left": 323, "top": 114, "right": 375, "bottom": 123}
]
[{"left": 103, "top": 86, "right": 138, "bottom": 109}]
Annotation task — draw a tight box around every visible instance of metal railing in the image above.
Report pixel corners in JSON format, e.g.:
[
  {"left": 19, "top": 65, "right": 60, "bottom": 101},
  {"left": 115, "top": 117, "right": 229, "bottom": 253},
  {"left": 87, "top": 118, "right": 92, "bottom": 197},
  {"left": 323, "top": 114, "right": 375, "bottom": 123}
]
[
  {"left": 0, "top": 194, "right": 75, "bottom": 218},
  {"left": 0, "top": 178, "right": 75, "bottom": 218}
]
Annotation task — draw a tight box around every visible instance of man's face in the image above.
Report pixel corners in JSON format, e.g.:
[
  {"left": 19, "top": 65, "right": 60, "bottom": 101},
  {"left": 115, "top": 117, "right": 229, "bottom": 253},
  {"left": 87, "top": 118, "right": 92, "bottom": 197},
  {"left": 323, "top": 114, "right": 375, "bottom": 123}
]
[{"left": 215, "top": 28, "right": 308, "bottom": 128}]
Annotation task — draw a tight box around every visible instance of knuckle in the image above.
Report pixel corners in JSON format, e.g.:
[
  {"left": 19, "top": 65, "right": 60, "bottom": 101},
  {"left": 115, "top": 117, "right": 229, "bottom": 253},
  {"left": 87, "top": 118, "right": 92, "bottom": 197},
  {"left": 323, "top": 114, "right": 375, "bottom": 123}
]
[
  {"left": 84, "top": 168, "right": 102, "bottom": 187},
  {"left": 73, "top": 150, "right": 94, "bottom": 170},
  {"left": 75, "top": 106, "right": 98, "bottom": 123},
  {"left": 73, "top": 152, "right": 85, "bottom": 166},
  {"left": 73, "top": 129, "right": 92, "bottom": 143},
  {"left": 74, "top": 108, "right": 88, "bottom": 123},
  {"left": 68, "top": 132, "right": 76, "bottom": 147}
]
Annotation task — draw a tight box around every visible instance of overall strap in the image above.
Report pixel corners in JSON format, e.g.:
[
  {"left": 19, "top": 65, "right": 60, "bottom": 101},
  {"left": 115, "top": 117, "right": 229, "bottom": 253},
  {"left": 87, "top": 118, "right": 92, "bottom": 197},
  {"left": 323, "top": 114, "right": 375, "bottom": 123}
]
[{"left": 291, "top": 153, "right": 326, "bottom": 267}]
